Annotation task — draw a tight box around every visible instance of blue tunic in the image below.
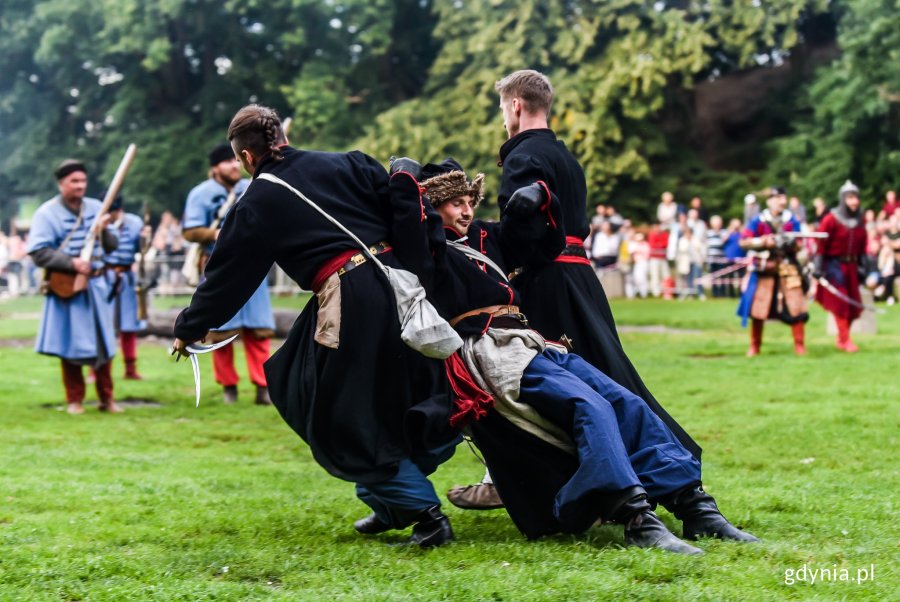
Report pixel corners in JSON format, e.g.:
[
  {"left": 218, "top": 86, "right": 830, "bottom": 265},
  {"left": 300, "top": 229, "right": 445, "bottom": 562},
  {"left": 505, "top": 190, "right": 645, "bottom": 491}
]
[
  {"left": 27, "top": 196, "right": 117, "bottom": 363},
  {"left": 182, "top": 178, "right": 274, "bottom": 331},
  {"left": 104, "top": 212, "right": 147, "bottom": 333}
]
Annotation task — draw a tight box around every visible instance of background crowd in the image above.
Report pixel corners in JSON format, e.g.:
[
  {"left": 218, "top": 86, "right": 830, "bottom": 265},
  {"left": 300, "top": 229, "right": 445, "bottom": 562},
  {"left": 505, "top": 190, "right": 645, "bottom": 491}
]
[
  {"left": 2, "top": 188, "right": 898, "bottom": 304},
  {"left": 584, "top": 189, "right": 900, "bottom": 304}
]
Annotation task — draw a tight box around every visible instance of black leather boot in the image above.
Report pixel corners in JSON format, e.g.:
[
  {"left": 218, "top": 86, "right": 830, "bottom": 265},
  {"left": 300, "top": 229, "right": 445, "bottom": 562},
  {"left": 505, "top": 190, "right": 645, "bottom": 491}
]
[
  {"left": 623, "top": 510, "right": 703, "bottom": 555},
  {"left": 408, "top": 505, "right": 454, "bottom": 548},
  {"left": 665, "top": 483, "right": 759, "bottom": 542},
  {"left": 353, "top": 514, "right": 393, "bottom": 535}
]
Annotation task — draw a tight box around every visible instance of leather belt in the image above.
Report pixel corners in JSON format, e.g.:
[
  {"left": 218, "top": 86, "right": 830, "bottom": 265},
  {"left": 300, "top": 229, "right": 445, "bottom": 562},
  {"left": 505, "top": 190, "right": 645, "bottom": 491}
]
[
  {"left": 834, "top": 255, "right": 858, "bottom": 263},
  {"left": 105, "top": 264, "right": 132, "bottom": 274},
  {"left": 450, "top": 304, "right": 522, "bottom": 327},
  {"left": 337, "top": 242, "right": 391, "bottom": 278}
]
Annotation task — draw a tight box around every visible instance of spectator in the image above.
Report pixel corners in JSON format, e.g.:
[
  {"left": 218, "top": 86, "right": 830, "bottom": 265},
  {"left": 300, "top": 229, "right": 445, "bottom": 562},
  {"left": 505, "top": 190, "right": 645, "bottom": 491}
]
[
  {"left": 627, "top": 230, "right": 650, "bottom": 298},
  {"left": 605, "top": 205, "right": 625, "bottom": 232},
  {"left": 647, "top": 223, "right": 670, "bottom": 297},
  {"left": 687, "top": 208, "right": 707, "bottom": 239},
  {"left": 675, "top": 227, "right": 706, "bottom": 299},
  {"left": 743, "top": 193, "right": 760, "bottom": 224},
  {"left": 657, "top": 191, "right": 679, "bottom": 226},
  {"left": 590, "top": 203, "right": 607, "bottom": 232},
  {"left": 811, "top": 197, "right": 829, "bottom": 227},
  {"left": 723, "top": 218, "right": 746, "bottom": 297},
  {"left": 667, "top": 212, "right": 687, "bottom": 264},
  {"left": 789, "top": 196, "right": 807, "bottom": 224},
  {"left": 590, "top": 221, "right": 621, "bottom": 268},
  {"left": 689, "top": 196, "right": 709, "bottom": 223},
  {"left": 878, "top": 190, "right": 899, "bottom": 222},
  {"left": 705, "top": 215, "right": 727, "bottom": 297}
]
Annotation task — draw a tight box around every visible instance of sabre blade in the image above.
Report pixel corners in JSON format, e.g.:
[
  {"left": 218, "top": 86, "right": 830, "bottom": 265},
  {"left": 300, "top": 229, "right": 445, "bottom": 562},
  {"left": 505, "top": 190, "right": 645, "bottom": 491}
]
[
  {"left": 191, "top": 354, "right": 201, "bottom": 407},
  {"left": 185, "top": 334, "right": 239, "bottom": 354}
]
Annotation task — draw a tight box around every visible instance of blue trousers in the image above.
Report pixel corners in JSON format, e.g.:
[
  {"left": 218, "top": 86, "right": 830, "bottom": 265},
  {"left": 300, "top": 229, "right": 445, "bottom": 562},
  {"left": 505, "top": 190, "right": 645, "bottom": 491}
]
[
  {"left": 520, "top": 349, "right": 701, "bottom": 529},
  {"left": 355, "top": 436, "right": 461, "bottom": 529}
]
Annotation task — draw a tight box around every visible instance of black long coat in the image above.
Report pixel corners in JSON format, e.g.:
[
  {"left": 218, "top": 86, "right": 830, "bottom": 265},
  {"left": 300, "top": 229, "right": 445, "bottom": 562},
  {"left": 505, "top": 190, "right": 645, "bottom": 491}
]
[
  {"left": 497, "top": 129, "right": 701, "bottom": 460},
  {"left": 175, "top": 147, "right": 454, "bottom": 485}
]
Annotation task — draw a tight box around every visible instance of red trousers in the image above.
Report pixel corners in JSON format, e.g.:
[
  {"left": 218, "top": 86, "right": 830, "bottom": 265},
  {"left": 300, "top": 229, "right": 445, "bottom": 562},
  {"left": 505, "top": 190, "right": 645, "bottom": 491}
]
[
  {"left": 211, "top": 329, "right": 270, "bottom": 387},
  {"left": 62, "top": 360, "right": 113, "bottom": 403}
]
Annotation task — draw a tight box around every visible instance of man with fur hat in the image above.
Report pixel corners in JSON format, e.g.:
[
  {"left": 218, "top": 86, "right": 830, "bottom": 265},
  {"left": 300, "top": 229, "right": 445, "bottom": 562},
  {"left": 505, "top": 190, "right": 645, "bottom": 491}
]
[
  {"left": 27, "top": 160, "right": 121, "bottom": 414},
  {"left": 391, "top": 157, "right": 757, "bottom": 553},
  {"left": 181, "top": 143, "right": 276, "bottom": 405},
  {"left": 814, "top": 180, "right": 870, "bottom": 352},
  {"left": 103, "top": 193, "right": 150, "bottom": 379},
  {"left": 449, "top": 69, "right": 701, "bottom": 509},
  {"left": 737, "top": 186, "right": 808, "bottom": 356}
]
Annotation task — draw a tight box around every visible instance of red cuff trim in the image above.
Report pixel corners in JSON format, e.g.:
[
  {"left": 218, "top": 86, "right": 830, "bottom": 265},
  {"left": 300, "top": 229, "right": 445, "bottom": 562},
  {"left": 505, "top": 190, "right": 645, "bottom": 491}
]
[{"left": 536, "top": 180, "right": 556, "bottom": 229}]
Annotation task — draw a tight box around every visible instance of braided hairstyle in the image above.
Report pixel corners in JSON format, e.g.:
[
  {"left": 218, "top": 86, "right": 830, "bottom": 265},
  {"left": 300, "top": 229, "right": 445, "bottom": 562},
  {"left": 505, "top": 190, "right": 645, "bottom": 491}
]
[{"left": 227, "top": 104, "right": 286, "bottom": 162}]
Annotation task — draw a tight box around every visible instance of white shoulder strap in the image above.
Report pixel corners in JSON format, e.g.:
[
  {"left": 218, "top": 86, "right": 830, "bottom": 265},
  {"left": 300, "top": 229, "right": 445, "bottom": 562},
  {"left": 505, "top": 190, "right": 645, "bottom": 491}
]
[
  {"left": 447, "top": 239, "right": 509, "bottom": 282},
  {"left": 255, "top": 172, "right": 386, "bottom": 272}
]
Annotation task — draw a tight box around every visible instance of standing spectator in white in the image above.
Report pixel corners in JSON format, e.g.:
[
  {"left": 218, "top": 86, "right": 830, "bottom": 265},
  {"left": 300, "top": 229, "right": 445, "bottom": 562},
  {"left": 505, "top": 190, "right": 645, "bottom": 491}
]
[
  {"left": 676, "top": 227, "right": 706, "bottom": 299},
  {"left": 627, "top": 231, "right": 650, "bottom": 298},
  {"left": 657, "top": 191, "right": 679, "bottom": 226},
  {"left": 705, "top": 215, "right": 727, "bottom": 297},
  {"left": 743, "top": 193, "right": 760, "bottom": 224},
  {"left": 591, "top": 221, "right": 622, "bottom": 268}
]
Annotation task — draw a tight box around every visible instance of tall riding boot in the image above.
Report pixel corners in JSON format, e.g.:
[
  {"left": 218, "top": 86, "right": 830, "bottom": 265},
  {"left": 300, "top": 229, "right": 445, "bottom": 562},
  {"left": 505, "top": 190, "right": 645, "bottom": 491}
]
[
  {"left": 95, "top": 362, "right": 123, "bottom": 413},
  {"left": 121, "top": 332, "right": 142, "bottom": 379},
  {"left": 746, "top": 319, "right": 763, "bottom": 357},
  {"left": 791, "top": 322, "right": 806, "bottom": 356},
  {"left": 61, "top": 360, "right": 86, "bottom": 414},
  {"left": 835, "top": 316, "right": 858, "bottom": 352},
  {"left": 663, "top": 483, "right": 759, "bottom": 542}
]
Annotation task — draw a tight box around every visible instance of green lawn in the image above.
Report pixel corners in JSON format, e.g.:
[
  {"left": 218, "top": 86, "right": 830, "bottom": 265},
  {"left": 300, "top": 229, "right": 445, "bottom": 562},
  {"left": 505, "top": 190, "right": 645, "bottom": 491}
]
[{"left": 0, "top": 296, "right": 897, "bottom": 600}]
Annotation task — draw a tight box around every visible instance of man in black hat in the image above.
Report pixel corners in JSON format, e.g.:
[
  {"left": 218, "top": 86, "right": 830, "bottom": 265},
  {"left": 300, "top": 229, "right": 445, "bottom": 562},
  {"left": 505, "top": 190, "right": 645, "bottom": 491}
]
[
  {"left": 27, "top": 160, "right": 121, "bottom": 413},
  {"left": 181, "top": 143, "right": 276, "bottom": 405}
]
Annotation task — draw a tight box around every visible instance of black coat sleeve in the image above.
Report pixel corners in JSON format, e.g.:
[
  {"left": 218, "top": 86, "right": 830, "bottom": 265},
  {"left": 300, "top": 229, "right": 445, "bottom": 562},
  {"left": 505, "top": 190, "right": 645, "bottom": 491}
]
[
  {"left": 498, "top": 153, "right": 548, "bottom": 211},
  {"left": 174, "top": 198, "right": 276, "bottom": 343},
  {"left": 386, "top": 171, "right": 447, "bottom": 293}
]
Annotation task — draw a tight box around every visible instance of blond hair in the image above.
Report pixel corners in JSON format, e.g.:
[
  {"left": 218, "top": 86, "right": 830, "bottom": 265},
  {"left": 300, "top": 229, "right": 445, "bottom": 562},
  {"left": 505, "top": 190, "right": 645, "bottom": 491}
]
[{"left": 495, "top": 70, "right": 553, "bottom": 115}]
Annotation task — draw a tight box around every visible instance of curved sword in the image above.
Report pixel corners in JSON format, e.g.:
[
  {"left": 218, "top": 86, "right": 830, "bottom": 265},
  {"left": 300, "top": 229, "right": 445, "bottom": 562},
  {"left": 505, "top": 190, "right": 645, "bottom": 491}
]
[{"left": 170, "top": 335, "right": 239, "bottom": 406}]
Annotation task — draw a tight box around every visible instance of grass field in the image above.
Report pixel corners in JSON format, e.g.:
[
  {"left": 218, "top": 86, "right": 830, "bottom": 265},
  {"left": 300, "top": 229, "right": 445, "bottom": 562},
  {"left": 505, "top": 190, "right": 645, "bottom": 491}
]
[{"left": 0, "top": 295, "right": 897, "bottom": 600}]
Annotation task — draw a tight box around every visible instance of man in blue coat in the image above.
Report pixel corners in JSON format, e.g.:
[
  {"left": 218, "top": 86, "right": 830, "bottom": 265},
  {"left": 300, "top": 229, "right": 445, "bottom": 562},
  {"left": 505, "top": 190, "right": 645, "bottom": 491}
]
[
  {"left": 182, "top": 143, "right": 276, "bottom": 404},
  {"left": 104, "top": 194, "right": 149, "bottom": 379},
  {"left": 28, "top": 160, "right": 121, "bottom": 414}
]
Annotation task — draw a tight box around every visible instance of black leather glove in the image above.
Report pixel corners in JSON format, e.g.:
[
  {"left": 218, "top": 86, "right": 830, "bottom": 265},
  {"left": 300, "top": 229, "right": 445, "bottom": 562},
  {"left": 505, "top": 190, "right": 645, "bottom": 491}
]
[
  {"left": 505, "top": 182, "right": 547, "bottom": 218},
  {"left": 389, "top": 156, "right": 423, "bottom": 181}
]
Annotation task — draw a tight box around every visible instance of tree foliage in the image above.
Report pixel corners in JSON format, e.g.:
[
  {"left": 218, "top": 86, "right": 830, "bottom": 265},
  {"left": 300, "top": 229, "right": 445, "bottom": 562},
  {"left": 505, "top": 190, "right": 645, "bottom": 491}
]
[{"left": 0, "top": 0, "right": 894, "bottom": 225}]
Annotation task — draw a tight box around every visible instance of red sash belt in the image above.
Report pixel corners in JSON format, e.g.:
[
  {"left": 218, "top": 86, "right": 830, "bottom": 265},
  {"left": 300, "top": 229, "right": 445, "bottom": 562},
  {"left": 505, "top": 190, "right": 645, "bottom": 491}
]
[
  {"left": 555, "top": 236, "right": 591, "bottom": 265},
  {"left": 311, "top": 242, "right": 391, "bottom": 293}
]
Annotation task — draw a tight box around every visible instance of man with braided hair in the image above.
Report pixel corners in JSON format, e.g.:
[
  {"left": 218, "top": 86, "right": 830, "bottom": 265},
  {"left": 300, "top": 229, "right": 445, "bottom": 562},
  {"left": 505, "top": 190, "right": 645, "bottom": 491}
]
[
  {"left": 182, "top": 142, "right": 276, "bottom": 404},
  {"left": 173, "top": 105, "right": 459, "bottom": 548}
]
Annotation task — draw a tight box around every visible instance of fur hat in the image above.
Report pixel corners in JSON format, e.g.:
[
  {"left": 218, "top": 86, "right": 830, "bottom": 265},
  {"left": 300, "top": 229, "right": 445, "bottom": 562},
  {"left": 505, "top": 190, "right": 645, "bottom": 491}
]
[{"left": 419, "top": 158, "right": 485, "bottom": 208}]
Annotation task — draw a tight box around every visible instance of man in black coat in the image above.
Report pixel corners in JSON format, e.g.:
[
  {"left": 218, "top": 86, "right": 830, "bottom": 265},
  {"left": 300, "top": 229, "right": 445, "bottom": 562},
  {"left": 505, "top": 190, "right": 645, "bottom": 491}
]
[
  {"left": 449, "top": 69, "right": 701, "bottom": 510},
  {"left": 172, "top": 105, "right": 457, "bottom": 548}
]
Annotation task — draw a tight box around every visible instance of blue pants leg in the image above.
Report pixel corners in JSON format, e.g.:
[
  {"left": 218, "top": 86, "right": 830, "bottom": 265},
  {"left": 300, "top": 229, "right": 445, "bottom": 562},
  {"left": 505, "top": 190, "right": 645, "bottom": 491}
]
[
  {"left": 544, "top": 349, "right": 701, "bottom": 498},
  {"left": 355, "top": 436, "right": 460, "bottom": 529}
]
